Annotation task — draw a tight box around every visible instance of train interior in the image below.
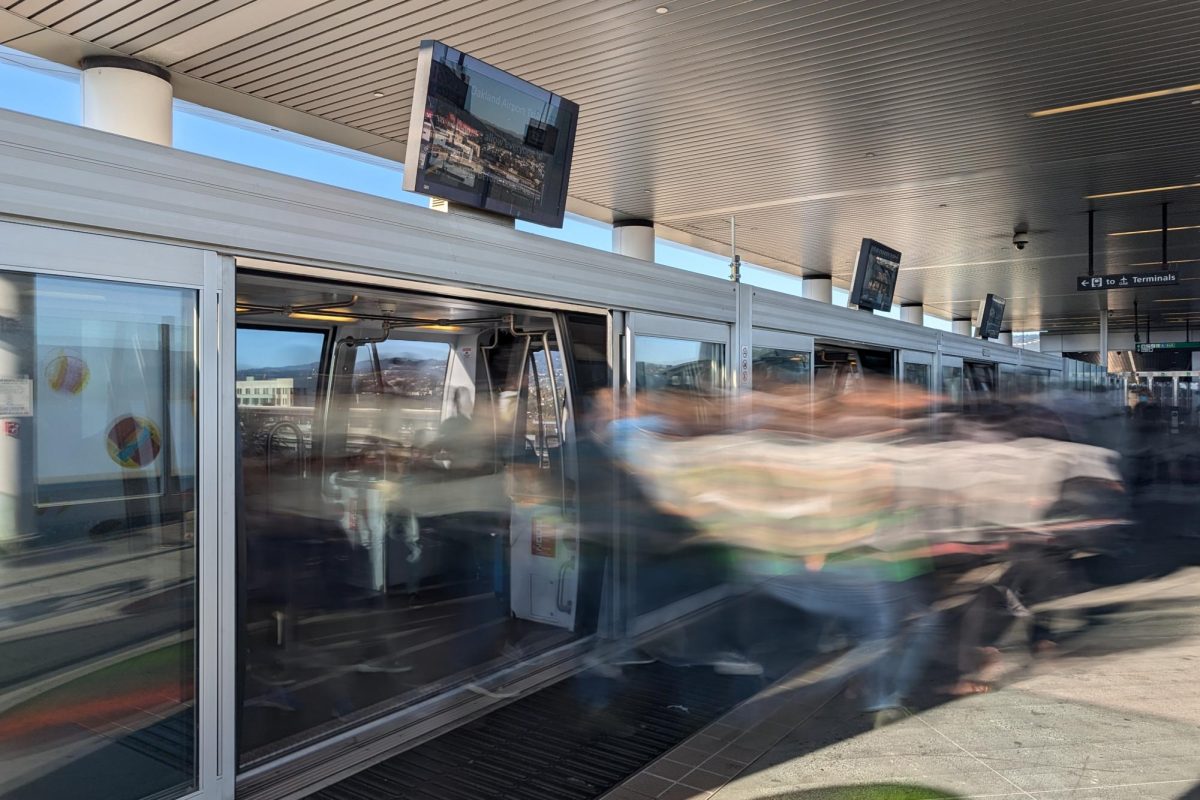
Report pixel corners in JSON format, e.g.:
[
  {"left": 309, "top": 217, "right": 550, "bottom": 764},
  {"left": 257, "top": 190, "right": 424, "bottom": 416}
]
[{"left": 233, "top": 271, "right": 609, "bottom": 765}]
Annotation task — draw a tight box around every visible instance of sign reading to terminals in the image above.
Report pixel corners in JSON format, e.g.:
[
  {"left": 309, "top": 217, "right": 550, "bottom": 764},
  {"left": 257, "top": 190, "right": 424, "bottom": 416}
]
[
  {"left": 1077, "top": 272, "right": 1178, "bottom": 291},
  {"left": 1135, "top": 341, "right": 1200, "bottom": 353}
]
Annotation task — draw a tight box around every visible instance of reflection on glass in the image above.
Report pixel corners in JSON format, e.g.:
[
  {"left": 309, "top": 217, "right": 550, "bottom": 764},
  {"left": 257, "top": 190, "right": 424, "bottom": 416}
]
[
  {"left": 903, "top": 362, "right": 930, "bottom": 388},
  {"left": 942, "top": 366, "right": 964, "bottom": 409},
  {"left": 236, "top": 312, "right": 585, "bottom": 766},
  {"left": 0, "top": 272, "right": 197, "bottom": 800},
  {"left": 752, "top": 347, "right": 810, "bottom": 389},
  {"left": 632, "top": 335, "right": 726, "bottom": 615}
]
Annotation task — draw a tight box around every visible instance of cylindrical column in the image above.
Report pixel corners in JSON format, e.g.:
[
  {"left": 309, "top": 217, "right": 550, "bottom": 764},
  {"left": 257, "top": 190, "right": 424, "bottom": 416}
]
[
  {"left": 900, "top": 304, "right": 923, "bottom": 325},
  {"left": 999, "top": 331, "right": 1013, "bottom": 346},
  {"left": 952, "top": 318, "right": 972, "bottom": 336},
  {"left": 80, "top": 56, "right": 173, "bottom": 146},
  {"left": 803, "top": 275, "right": 833, "bottom": 303},
  {"left": 612, "top": 219, "right": 655, "bottom": 261}
]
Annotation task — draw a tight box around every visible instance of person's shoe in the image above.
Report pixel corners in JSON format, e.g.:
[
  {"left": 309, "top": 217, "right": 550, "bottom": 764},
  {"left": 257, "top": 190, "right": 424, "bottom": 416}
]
[
  {"left": 872, "top": 706, "right": 910, "bottom": 728},
  {"left": 711, "top": 652, "right": 764, "bottom": 676}
]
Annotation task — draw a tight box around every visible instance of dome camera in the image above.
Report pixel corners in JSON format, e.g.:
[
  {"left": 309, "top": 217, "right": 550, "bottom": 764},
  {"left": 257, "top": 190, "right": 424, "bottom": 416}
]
[{"left": 1013, "top": 230, "right": 1030, "bottom": 250}]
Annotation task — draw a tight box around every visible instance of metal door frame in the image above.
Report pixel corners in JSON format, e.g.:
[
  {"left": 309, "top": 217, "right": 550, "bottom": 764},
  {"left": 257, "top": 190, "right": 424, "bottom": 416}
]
[
  {"left": 0, "top": 219, "right": 228, "bottom": 800},
  {"left": 623, "top": 312, "right": 733, "bottom": 636}
]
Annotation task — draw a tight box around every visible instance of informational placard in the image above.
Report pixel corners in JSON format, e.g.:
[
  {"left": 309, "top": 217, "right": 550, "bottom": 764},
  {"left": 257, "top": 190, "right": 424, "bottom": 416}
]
[
  {"left": 0, "top": 377, "right": 32, "bottom": 416},
  {"left": 850, "top": 238, "right": 902, "bottom": 312},
  {"left": 1135, "top": 341, "right": 1200, "bottom": 353},
  {"left": 1077, "top": 272, "right": 1178, "bottom": 291}
]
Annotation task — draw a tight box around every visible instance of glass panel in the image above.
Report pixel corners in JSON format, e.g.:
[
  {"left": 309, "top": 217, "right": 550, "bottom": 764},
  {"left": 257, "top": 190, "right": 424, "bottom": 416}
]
[
  {"left": 630, "top": 335, "right": 727, "bottom": 615},
  {"left": 752, "top": 346, "right": 810, "bottom": 390},
  {"left": 942, "top": 366, "right": 964, "bottom": 409},
  {"left": 0, "top": 271, "right": 197, "bottom": 800},
  {"left": 236, "top": 304, "right": 588, "bottom": 766},
  {"left": 902, "top": 362, "right": 930, "bottom": 388}
]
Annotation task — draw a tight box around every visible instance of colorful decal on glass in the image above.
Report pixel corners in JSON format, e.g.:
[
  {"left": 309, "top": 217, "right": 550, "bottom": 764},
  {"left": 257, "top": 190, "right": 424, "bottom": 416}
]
[
  {"left": 44, "top": 352, "right": 90, "bottom": 395},
  {"left": 106, "top": 415, "right": 162, "bottom": 469}
]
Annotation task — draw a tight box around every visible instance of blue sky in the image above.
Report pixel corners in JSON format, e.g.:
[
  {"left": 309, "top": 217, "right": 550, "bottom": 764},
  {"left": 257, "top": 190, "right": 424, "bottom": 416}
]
[{"left": 0, "top": 45, "right": 955, "bottom": 329}]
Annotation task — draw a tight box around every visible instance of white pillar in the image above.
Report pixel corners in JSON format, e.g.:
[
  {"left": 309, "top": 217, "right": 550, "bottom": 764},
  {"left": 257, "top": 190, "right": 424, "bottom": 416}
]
[
  {"left": 80, "top": 56, "right": 173, "bottom": 146},
  {"left": 900, "top": 304, "right": 923, "bottom": 325},
  {"left": 612, "top": 219, "right": 655, "bottom": 261},
  {"left": 0, "top": 273, "right": 34, "bottom": 549},
  {"left": 803, "top": 275, "right": 832, "bottom": 303},
  {"left": 999, "top": 331, "right": 1013, "bottom": 346},
  {"left": 952, "top": 318, "right": 972, "bottom": 336}
]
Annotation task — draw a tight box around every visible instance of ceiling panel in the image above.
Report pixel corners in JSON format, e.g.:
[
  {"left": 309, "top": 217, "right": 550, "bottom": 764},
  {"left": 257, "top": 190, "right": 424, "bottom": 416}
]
[{"left": 6, "top": 0, "right": 1200, "bottom": 334}]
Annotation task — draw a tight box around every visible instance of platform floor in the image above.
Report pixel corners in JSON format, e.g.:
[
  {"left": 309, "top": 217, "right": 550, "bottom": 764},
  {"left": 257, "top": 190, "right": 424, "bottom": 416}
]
[{"left": 602, "top": 566, "right": 1200, "bottom": 800}]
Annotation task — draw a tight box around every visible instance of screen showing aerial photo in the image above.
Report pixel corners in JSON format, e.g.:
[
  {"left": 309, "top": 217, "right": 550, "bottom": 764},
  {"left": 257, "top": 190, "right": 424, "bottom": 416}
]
[{"left": 410, "top": 42, "right": 578, "bottom": 226}]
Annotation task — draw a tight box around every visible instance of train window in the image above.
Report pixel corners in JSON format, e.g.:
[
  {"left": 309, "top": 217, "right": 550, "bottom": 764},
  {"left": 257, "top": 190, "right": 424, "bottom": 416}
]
[
  {"left": 635, "top": 336, "right": 725, "bottom": 394},
  {"left": 346, "top": 339, "right": 452, "bottom": 463},
  {"left": 903, "top": 362, "right": 931, "bottom": 388},
  {"left": 752, "top": 347, "right": 811, "bottom": 389},
  {"left": 942, "top": 366, "right": 965, "bottom": 409},
  {"left": 1, "top": 272, "right": 198, "bottom": 800}
]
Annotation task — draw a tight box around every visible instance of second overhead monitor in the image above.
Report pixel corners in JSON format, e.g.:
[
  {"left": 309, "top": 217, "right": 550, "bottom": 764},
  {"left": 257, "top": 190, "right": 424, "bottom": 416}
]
[
  {"left": 850, "top": 238, "right": 902, "bottom": 313},
  {"left": 976, "top": 293, "right": 1006, "bottom": 339}
]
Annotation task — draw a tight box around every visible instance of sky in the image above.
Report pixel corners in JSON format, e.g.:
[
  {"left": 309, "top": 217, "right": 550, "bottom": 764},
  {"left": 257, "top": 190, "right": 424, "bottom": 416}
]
[{"left": 0, "top": 45, "right": 957, "bottom": 332}]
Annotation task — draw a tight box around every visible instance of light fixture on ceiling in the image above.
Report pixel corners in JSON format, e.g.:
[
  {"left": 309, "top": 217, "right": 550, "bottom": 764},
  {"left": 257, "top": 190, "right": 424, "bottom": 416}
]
[
  {"left": 417, "top": 324, "right": 464, "bottom": 332},
  {"left": 1153, "top": 297, "right": 1200, "bottom": 303},
  {"left": 373, "top": 91, "right": 385, "bottom": 98},
  {"left": 1031, "top": 81, "right": 1200, "bottom": 117},
  {"left": 655, "top": 5, "right": 669, "bottom": 13},
  {"left": 288, "top": 310, "right": 360, "bottom": 323},
  {"left": 1087, "top": 182, "right": 1200, "bottom": 200},
  {"left": 1108, "top": 224, "right": 1200, "bottom": 237}
]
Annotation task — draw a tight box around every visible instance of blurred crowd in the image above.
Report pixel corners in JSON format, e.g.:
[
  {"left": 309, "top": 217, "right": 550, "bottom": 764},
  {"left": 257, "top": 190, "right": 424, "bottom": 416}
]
[{"left": 587, "top": 379, "right": 1198, "bottom": 727}]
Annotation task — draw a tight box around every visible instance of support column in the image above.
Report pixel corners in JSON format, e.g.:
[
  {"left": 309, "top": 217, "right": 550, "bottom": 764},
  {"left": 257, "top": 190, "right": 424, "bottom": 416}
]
[
  {"left": 80, "top": 56, "right": 173, "bottom": 146},
  {"left": 998, "top": 331, "right": 1013, "bottom": 346},
  {"left": 952, "top": 318, "right": 972, "bottom": 336},
  {"left": 900, "top": 304, "right": 923, "bottom": 325},
  {"left": 0, "top": 273, "right": 35, "bottom": 550},
  {"left": 612, "top": 219, "right": 655, "bottom": 261},
  {"left": 803, "top": 275, "right": 832, "bottom": 303},
  {"left": 1099, "top": 309, "right": 1110, "bottom": 372}
]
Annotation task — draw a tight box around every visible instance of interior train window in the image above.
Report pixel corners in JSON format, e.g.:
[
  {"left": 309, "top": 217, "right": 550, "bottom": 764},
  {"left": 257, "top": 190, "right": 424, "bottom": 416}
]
[
  {"left": 347, "top": 338, "right": 452, "bottom": 460},
  {"left": 752, "top": 347, "right": 811, "bottom": 389}
]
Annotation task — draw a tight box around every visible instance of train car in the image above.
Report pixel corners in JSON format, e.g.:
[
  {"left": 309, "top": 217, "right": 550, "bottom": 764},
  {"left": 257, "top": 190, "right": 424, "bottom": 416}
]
[{"left": 0, "top": 108, "right": 1064, "bottom": 800}]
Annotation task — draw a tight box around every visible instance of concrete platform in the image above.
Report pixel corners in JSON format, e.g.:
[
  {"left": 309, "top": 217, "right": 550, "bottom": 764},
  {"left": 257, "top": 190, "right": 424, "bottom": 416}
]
[{"left": 602, "top": 567, "right": 1200, "bottom": 800}]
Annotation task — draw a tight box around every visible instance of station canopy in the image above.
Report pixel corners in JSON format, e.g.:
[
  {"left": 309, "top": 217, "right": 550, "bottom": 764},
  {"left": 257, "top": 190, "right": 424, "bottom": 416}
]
[{"left": 3, "top": 0, "right": 1200, "bottom": 335}]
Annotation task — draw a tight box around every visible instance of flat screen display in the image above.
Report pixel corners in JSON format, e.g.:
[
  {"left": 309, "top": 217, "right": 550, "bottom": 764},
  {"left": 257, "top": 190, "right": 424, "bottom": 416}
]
[
  {"left": 977, "top": 293, "right": 1006, "bottom": 339},
  {"left": 403, "top": 40, "right": 579, "bottom": 228},
  {"left": 849, "top": 239, "right": 901, "bottom": 312}
]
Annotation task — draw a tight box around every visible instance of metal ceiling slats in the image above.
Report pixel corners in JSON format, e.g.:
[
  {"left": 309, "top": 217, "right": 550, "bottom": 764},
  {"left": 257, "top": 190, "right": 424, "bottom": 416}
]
[
  {"left": 101, "top": 0, "right": 253, "bottom": 51},
  {"left": 51, "top": 0, "right": 160, "bottom": 35},
  {"left": 235, "top": 0, "right": 620, "bottom": 100},
  {"left": 277, "top": 0, "right": 608, "bottom": 110},
  {"left": 22, "top": 0, "right": 102, "bottom": 27},
  {"left": 166, "top": 0, "right": 361, "bottom": 70},
  {"left": 208, "top": 0, "right": 457, "bottom": 88},
  {"left": 73, "top": 0, "right": 222, "bottom": 43},
  {"left": 130, "top": 0, "right": 331, "bottom": 62}
]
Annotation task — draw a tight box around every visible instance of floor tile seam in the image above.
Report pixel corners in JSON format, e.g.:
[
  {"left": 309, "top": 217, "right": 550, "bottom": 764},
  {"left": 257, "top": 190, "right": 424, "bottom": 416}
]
[{"left": 913, "top": 714, "right": 1039, "bottom": 800}]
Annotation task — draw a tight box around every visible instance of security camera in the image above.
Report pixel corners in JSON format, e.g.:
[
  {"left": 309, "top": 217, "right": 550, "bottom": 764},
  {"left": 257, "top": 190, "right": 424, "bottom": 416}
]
[{"left": 1013, "top": 230, "right": 1030, "bottom": 250}]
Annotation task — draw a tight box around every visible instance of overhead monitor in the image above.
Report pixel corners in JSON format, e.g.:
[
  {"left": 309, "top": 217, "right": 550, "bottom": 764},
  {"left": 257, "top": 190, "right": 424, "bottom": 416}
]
[
  {"left": 977, "top": 293, "right": 1007, "bottom": 339},
  {"left": 849, "top": 239, "right": 902, "bottom": 313},
  {"left": 403, "top": 40, "right": 579, "bottom": 228}
]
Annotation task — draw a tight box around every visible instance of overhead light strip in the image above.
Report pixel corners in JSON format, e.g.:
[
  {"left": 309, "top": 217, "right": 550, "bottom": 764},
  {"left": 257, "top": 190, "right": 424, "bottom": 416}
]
[
  {"left": 1108, "top": 224, "right": 1200, "bottom": 237},
  {"left": 1087, "top": 182, "right": 1200, "bottom": 200},
  {"left": 1031, "top": 82, "right": 1200, "bottom": 117}
]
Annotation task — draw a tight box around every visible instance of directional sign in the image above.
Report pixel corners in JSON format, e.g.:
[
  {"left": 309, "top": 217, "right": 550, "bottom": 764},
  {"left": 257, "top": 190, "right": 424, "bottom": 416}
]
[
  {"left": 1135, "top": 341, "right": 1200, "bottom": 353},
  {"left": 1077, "top": 272, "right": 1178, "bottom": 291}
]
